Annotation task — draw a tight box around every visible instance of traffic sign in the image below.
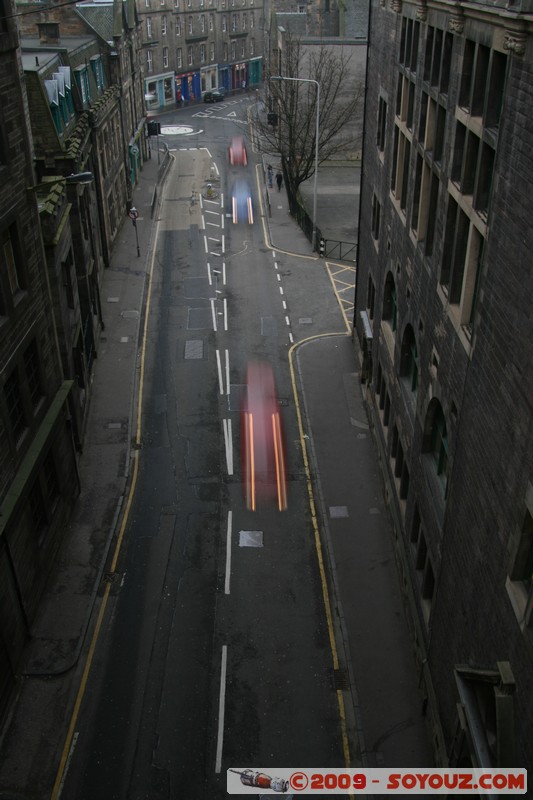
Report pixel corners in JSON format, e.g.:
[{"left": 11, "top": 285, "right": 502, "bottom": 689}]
[{"left": 128, "top": 207, "right": 139, "bottom": 220}]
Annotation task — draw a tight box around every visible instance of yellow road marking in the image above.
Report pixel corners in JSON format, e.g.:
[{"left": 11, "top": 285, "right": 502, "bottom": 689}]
[
  {"left": 51, "top": 156, "right": 169, "bottom": 798},
  {"left": 289, "top": 333, "right": 353, "bottom": 770}
]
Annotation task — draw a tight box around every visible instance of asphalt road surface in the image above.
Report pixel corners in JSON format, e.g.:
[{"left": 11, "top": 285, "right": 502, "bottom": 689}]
[{"left": 60, "top": 99, "right": 348, "bottom": 799}]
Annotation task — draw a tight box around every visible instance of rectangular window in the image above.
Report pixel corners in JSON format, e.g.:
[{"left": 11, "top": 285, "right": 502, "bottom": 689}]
[
  {"left": 411, "top": 153, "right": 423, "bottom": 232},
  {"left": 222, "top": 15, "right": 227, "bottom": 31},
  {"left": 440, "top": 32, "right": 452, "bottom": 94},
  {"left": 90, "top": 56, "right": 105, "bottom": 92},
  {"left": 406, "top": 81, "right": 415, "bottom": 130},
  {"left": 459, "top": 39, "right": 475, "bottom": 110},
  {"left": 377, "top": 96, "right": 387, "bottom": 152},
  {"left": 200, "top": 44, "right": 205, "bottom": 62},
  {"left": 188, "top": 45, "right": 193, "bottom": 65},
  {"left": 162, "top": 15, "right": 167, "bottom": 34},
  {"left": 485, "top": 50, "right": 506, "bottom": 129},
  {"left": 146, "top": 17, "right": 152, "bottom": 36},
  {"left": 423, "top": 26, "right": 434, "bottom": 82},
  {"left": 474, "top": 143, "right": 494, "bottom": 215},
  {"left": 176, "top": 19, "right": 181, "bottom": 35},
  {"left": 430, "top": 28, "right": 443, "bottom": 86},
  {"left": 433, "top": 103, "right": 445, "bottom": 162},
  {"left": 201, "top": 14, "right": 205, "bottom": 31},
  {"left": 163, "top": 46, "right": 169, "bottom": 67},
  {"left": 146, "top": 50, "right": 153, "bottom": 72},
  {"left": 472, "top": 44, "right": 490, "bottom": 117},
  {"left": 75, "top": 67, "right": 91, "bottom": 106},
  {"left": 425, "top": 172, "right": 439, "bottom": 257},
  {"left": 176, "top": 47, "right": 182, "bottom": 67},
  {"left": 250, "top": 38, "right": 254, "bottom": 55},
  {"left": 209, "top": 13, "right": 214, "bottom": 30},
  {"left": 400, "top": 138, "right": 410, "bottom": 212},
  {"left": 367, "top": 275, "right": 375, "bottom": 319},
  {"left": 188, "top": 15, "right": 193, "bottom": 32},
  {"left": 210, "top": 42, "right": 214, "bottom": 60},
  {"left": 371, "top": 194, "right": 381, "bottom": 241}
]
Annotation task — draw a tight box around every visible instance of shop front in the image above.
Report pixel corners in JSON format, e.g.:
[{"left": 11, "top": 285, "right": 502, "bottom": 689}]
[
  {"left": 201, "top": 65, "right": 218, "bottom": 93},
  {"left": 144, "top": 72, "right": 175, "bottom": 111},
  {"left": 175, "top": 71, "right": 202, "bottom": 104}
]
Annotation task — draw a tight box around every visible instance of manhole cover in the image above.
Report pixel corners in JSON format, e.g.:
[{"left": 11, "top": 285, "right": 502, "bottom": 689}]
[{"left": 239, "top": 530, "right": 263, "bottom": 547}]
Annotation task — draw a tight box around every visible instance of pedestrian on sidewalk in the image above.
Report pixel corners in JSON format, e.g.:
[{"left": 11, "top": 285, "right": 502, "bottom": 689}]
[{"left": 276, "top": 171, "right": 283, "bottom": 191}]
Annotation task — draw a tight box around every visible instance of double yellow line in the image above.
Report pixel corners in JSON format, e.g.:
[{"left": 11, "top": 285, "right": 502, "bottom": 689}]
[{"left": 51, "top": 210, "right": 161, "bottom": 799}]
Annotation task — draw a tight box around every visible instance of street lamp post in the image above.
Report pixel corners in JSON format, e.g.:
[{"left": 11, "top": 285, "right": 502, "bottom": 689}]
[{"left": 270, "top": 75, "right": 320, "bottom": 251}]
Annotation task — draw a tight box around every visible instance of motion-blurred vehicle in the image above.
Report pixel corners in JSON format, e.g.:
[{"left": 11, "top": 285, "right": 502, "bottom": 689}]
[
  {"left": 231, "top": 179, "right": 254, "bottom": 224},
  {"left": 241, "top": 362, "right": 288, "bottom": 511},
  {"left": 228, "top": 135, "right": 248, "bottom": 166},
  {"left": 203, "top": 88, "right": 225, "bottom": 103}
]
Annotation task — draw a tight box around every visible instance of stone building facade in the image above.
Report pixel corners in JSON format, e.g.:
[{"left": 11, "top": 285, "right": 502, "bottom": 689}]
[
  {"left": 137, "top": 0, "right": 264, "bottom": 111},
  {"left": 354, "top": 0, "right": 533, "bottom": 769},
  {"left": 0, "top": 0, "right": 80, "bottom": 718}
]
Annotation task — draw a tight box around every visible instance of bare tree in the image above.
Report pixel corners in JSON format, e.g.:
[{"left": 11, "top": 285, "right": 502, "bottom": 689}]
[{"left": 256, "top": 35, "right": 364, "bottom": 203}]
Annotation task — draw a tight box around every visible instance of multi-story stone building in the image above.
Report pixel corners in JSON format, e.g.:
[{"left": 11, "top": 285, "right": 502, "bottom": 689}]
[
  {"left": 0, "top": 0, "right": 80, "bottom": 717},
  {"left": 138, "top": 0, "right": 264, "bottom": 112},
  {"left": 0, "top": 0, "right": 147, "bottom": 721},
  {"left": 354, "top": 0, "right": 533, "bottom": 769}
]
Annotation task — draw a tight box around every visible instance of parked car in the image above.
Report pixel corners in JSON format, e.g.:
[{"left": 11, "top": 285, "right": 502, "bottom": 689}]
[
  {"left": 228, "top": 135, "right": 248, "bottom": 166},
  {"left": 203, "top": 88, "right": 225, "bottom": 103},
  {"left": 231, "top": 179, "right": 254, "bottom": 224}
]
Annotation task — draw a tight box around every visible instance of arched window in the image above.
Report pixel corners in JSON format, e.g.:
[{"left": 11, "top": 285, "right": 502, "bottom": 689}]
[
  {"left": 399, "top": 324, "right": 418, "bottom": 391},
  {"left": 423, "top": 399, "right": 448, "bottom": 492},
  {"left": 383, "top": 272, "right": 397, "bottom": 331}
]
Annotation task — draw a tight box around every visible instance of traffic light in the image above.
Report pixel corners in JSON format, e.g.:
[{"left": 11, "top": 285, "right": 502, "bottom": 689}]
[
  {"left": 147, "top": 121, "right": 161, "bottom": 136},
  {"left": 267, "top": 112, "right": 278, "bottom": 126}
]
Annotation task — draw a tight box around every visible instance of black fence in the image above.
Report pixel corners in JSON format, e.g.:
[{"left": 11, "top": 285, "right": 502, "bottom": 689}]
[{"left": 282, "top": 163, "right": 357, "bottom": 262}]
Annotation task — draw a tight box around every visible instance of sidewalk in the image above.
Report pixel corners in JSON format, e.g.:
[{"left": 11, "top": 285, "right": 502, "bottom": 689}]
[{"left": 263, "top": 170, "right": 434, "bottom": 768}]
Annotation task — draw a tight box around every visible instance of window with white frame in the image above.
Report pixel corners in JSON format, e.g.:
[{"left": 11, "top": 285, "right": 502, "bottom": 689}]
[
  {"left": 201, "top": 14, "right": 205, "bottom": 31},
  {"left": 250, "top": 12, "right": 254, "bottom": 27},
  {"left": 200, "top": 44, "right": 205, "bottom": 62},
  {"left": 163, "top": 46, "right": 169, "bottom": 66},
  {"left": 175, "top": 0, "right": 179, "bottom": 6},
  {"left": 222, "top": 14, "right": 227, "bottom": 30},
  {"left": 210, "top": 42, "right": 214, "bottom": 60},
  {"left": 145, "top": 0, "right": 151, "bottom": 7},
  {"left": 231, "top": 41, "right": 235, "bottom": 59},
  {"left": 176, "top": 19, "right": 181, "bottom": 35},
  {"left": 146, "top": 17, "right": 152, "bottom": 36},
  {"left": 250, "top": 37, "right": 254, "bottom": 55},
  {"left": 147, "top": 50, "right": 153, "bottom": 72},
  {"left": 176, "top": 46, "right": 182, "bottom": 66},
  {"left": 188, "top": 45, "right": 193, "bottom": 65},
  {"left": 242, "top": 12, "right": 246, "bottom": 28},
  {"left": 188, "top": 15, "right": 193, "bottom": 32},
  {"left": 209, "top": 13, "right": 213, "bottom": 29},
  {"left": 240, "top": 40, "right": 245, "bottom": 57},
  {"left": 162, "top": 15, "right": 167, "bottom": 34},
  {"left": 231, "top": 13, "right": 237, "bottom": 29}
]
